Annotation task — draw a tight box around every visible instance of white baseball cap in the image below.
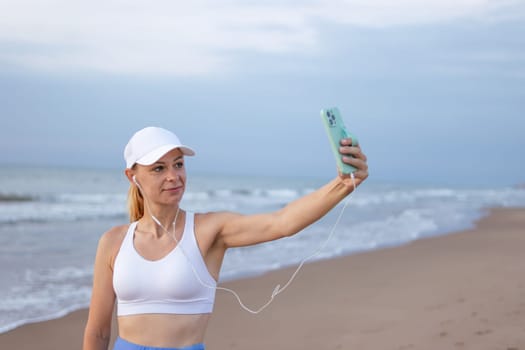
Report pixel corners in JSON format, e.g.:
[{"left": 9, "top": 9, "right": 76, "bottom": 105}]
[{"left": 124, "top": 126, "right": 195, "bottom": 168}]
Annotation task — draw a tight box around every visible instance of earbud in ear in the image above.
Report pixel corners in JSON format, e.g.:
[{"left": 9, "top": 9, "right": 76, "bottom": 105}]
[{"left": 132, "top": 175, "right": 143, "bottom": 192}]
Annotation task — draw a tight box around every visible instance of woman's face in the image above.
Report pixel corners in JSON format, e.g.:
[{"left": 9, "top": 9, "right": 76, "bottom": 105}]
[{"left": 132, "top": 148, "right": 187, "bottom": 207}]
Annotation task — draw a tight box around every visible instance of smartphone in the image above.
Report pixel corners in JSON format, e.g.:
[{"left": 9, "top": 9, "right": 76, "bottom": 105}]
[{"left": 320, "top": 107, "right": 358, "bottom": 174}]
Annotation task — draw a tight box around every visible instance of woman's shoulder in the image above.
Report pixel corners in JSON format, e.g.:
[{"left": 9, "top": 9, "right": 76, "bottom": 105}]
[{"left": 97, "top": 223, "right": 130, "bottom": 251}]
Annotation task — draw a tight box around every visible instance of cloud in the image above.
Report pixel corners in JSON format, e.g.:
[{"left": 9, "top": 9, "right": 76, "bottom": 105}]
[
  {"left": 312, "top": 0, "right": 524, "bottom": 27},
  {"left": 0, "top": 0, "right": 522, "bottom": 76}
]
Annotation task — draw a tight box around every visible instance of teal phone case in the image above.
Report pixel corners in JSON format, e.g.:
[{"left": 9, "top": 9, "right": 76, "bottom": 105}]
[{"left": 320, "top": 107, "right": 358, "bottom": 174}]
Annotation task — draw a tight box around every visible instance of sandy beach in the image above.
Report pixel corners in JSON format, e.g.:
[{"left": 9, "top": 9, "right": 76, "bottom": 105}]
[{"left": 1, "top": 207, "right": 524, "bottom": 350}]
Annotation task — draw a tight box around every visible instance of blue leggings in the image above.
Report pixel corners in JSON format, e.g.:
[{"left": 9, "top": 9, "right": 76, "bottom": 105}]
[{"left": 113, "top": 337, "right": 205, "bottom": 350}]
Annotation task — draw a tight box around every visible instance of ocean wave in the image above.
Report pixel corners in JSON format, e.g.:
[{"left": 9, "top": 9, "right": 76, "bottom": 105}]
[
  {"left": 0, "top": 212, "right": 127, "bottom": 226},
  {"left": 0, "top": 193, "right": 35, "bottom": 202},
  {"left": 2, "top": 185, "right": 524, "bottom": 225},
  {"left": 0, "top": 191, "right": 127, "bottom": 225},
  {"left": 0, "top": 302, "right": 90, "bottom": 334},
  {"left": 200, "top": 187, "right": 302, "bottom": 199},
  {"left": 0, "top": 266, "right": 93, "bottom": 333}
]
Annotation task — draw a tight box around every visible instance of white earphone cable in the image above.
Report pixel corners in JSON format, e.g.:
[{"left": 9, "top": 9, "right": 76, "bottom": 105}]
[{"left": 138, "top": 172, "right": 356, "bottom": 314}]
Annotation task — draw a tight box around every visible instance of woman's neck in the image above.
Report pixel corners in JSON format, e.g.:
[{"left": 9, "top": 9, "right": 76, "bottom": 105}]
[{"left": 142, "top": 205, "right": 181, "bottom": 233}]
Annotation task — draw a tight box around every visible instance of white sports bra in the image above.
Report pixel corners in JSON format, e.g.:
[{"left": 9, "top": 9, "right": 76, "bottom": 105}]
[{"left": 113, "top": 212, "right": 217, "bottom": 315}]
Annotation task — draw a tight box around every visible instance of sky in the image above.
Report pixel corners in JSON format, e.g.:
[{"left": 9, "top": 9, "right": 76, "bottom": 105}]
[{"left": 1, "top": 0, "right": 524, "bottom": 186}]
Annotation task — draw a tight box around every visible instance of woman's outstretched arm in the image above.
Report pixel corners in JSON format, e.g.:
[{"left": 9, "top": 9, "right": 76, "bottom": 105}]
[{"left": 216, "top": 138, "right": 368, "bottom": 248}]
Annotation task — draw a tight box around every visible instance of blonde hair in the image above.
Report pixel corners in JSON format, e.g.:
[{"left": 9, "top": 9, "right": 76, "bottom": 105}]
[{"left": 127, "top": 183, "right": 144, "bottom": 222}]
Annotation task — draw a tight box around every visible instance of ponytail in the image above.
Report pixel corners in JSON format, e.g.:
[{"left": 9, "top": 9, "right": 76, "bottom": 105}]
[{"left": 127, "top": 184, "right": 144, "bottom": 222}]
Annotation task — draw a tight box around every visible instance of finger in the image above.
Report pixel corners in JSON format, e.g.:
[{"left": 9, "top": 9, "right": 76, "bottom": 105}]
[
  {"left": 354, "top": 149, "right": 367, "bottom": 162},
  {"left": 352, "top": 169, "right": 369, "bottom": 182},
  {"left": 340, "top": 146, "right": 361, "bottom": 158},
  {"left": 342, "top": 156, "right": 368, "bottom": 172},
  {"left": 342, "top": 147, "right": 368, "bottom": 163},
  {"left": 340, "top": 137, "right": 358, "bottom": 147}
]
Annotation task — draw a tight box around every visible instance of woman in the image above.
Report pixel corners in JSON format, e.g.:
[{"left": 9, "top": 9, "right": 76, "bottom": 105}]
[{"left": 83, "top": 126, "right": 368, "bottom": 350}]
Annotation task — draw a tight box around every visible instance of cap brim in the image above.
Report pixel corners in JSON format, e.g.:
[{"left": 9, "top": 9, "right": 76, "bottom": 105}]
[{"left": 136, "top": 144, "right": 195, "bottom": 166}]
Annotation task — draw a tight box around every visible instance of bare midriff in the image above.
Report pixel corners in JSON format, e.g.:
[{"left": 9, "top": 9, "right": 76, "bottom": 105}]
[{"left": 117, "top": 313, "right": 211, "bottom": 347}]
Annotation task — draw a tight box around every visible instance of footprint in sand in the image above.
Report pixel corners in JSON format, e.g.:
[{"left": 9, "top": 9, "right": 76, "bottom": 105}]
[
  {"left": 506, "top": 310, "right": 521, "bottom": 317},
  {"left": 474, "top": 329, "right": 493, "bottom": 336}
]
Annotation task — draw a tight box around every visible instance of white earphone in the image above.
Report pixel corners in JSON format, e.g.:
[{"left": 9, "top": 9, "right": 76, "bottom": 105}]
[{"left": 132, "top": 175, "right": 140, "bottom": 188}]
